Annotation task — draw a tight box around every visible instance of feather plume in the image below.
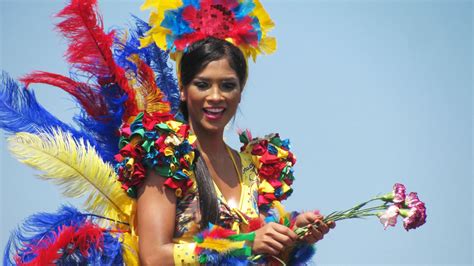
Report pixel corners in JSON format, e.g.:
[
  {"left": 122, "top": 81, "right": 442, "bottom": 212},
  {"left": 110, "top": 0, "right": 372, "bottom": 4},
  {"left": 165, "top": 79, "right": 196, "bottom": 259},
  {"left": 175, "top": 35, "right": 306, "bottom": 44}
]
[
  {"left": 0, "top": 71, "right": 119, "bottom": 164},
  {"left": 4, "top": 206, "right": 124, "bottom": 265},
  {"left": 0, "top": 72, "right": 95, "bottom": 141},
  {"left": 20, "top": 71, "right": 108, "bottom": 119},
  {"left": 114, "top": 16, "right": 180, "bottom": 114},
  {"left": 55, "top": 0, "right": 138, "bottom": 119},
  {"left": 127, "top": 55, "right": 171, "bottom": 114},
  {"left": 131, "top": 16, "right": 180, "bottom": 113},
  {"left": 72, "top": 83, "right": 126, "bottom": 163},
  {"left": 7, "top": 129, "right": 134, "bottom": 223},
  {"left": 4, "top": 206, "right": 86, "bottom": 265}
]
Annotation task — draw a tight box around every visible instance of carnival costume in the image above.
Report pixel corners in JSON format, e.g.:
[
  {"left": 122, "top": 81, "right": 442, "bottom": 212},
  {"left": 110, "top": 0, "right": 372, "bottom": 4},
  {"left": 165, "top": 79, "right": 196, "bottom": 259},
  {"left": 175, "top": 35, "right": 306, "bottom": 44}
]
[{"left": 2, "top": 0, "right": 315, "bottom": 265}]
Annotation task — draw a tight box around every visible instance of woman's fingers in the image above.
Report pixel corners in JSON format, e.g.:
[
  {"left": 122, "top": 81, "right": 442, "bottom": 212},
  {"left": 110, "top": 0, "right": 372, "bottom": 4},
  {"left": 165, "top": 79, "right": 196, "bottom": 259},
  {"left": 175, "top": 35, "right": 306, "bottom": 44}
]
[
  {"left": 300, "top": 217, "right": 336, "bottom": 244},
  {"left": 327, "top": 220, "right": 336, "bottom": 229},
  {"left": 316, "top": 220, "right": 329, "bottom": 234},
  {"left": 253, "top": 222, "right": 299, "bottom": 255},
  {"left": 272, "top": 223, "right": 298, "bottom": 241}
]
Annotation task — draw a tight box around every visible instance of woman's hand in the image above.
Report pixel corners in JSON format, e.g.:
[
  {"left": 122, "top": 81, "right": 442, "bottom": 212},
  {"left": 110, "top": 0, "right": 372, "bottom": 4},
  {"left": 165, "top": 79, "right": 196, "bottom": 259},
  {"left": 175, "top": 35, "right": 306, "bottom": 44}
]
[
  {"left": 252, "top": 222, "right": 299, "bottom": 256},
  {"left": 294, "top": 211, "right": 336, "bottom": 244}
]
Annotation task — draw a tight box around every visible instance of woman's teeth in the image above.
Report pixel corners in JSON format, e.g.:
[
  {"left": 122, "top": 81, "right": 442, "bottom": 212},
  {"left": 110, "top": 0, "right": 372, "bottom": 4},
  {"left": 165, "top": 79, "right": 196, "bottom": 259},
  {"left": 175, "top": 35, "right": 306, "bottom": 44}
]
[{"left": 203, "top": 107, "right": 225, "bottom": 119}]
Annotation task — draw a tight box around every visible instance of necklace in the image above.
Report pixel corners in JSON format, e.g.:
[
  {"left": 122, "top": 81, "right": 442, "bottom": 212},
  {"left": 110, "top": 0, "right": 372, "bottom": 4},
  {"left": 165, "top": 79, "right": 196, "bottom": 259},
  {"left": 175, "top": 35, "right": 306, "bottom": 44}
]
[{"left": 225, "top": 145, "right": 242, "bottom": 183}]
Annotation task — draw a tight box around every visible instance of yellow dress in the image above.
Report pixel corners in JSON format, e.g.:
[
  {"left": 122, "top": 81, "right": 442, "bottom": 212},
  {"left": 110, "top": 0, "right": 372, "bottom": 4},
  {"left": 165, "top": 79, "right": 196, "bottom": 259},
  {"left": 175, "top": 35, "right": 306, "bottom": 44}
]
[{"left": 173, "top": 152, "right": 260, "bottom": 242}]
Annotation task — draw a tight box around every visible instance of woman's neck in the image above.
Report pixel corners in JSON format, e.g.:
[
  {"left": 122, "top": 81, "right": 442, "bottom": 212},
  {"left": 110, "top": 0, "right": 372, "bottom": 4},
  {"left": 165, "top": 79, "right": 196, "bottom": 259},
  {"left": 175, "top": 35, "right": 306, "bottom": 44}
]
[{"left": 189, "top": 121, "right": 227, "bottom": 157}]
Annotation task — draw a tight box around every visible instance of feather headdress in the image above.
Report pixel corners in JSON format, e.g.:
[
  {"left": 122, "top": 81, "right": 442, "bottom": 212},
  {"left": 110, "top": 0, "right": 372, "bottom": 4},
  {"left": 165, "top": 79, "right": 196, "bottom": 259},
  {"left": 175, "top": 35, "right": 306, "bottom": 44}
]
[{"left": 140, "top": 0, "right": 277, "bottom": 62}]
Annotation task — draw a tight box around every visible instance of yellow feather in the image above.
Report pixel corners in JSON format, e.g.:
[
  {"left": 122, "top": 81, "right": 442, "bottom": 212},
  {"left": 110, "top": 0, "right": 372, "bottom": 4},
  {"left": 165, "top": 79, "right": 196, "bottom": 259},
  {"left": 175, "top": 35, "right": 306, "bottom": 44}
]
[
  {"left": 8, "top": 129, "right": 134, "bottom": 224},
  {"left": 251, "top": 0, "right": 275, "bottom": 32},
  {"left": 197, "top": 238, "right": 246, "bottom": 253},
  {"left": 126, "top": 54, "right": 171, "bottom": 114},
  {"left": 122, "top": 233, "right": 140, "bottom": 266}
]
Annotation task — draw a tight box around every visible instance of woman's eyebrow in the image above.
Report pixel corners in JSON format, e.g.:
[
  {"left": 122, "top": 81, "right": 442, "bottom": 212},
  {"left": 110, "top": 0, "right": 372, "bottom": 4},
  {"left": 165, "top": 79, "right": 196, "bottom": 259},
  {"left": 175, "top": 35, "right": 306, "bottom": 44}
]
[{"left": 194, "top": 76, "right": 238, "bottom": 82}]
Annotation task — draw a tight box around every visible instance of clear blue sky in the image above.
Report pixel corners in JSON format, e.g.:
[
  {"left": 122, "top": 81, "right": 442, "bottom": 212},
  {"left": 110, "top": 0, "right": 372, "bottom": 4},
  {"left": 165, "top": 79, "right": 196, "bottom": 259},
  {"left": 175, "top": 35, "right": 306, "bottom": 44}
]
[{"left": 1, "top": 0, "right": 472, "bottom": 265}]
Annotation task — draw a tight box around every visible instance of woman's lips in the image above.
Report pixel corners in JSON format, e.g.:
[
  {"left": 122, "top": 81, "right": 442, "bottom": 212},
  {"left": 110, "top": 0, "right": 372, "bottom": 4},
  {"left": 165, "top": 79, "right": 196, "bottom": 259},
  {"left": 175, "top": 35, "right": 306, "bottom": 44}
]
[{"left": 203, "top": 107, "right": 226, "bottom": 120}]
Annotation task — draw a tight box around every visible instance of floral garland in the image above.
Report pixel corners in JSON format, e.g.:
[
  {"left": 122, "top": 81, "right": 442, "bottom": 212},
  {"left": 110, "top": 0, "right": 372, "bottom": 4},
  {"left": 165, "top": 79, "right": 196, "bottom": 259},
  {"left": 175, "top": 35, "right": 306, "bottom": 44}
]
[
  {"left": 239, "top": 130, "right": 296, "bottom": 212},
  {"left": 114, "top": 112, "right": 196, "bottom": 198}
]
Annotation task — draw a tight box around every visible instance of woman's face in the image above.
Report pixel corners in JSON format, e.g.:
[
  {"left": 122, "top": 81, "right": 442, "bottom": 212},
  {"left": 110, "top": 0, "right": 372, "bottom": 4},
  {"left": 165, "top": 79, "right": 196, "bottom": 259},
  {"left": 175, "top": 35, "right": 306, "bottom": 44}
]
[{"left": 181, "top": 58, "right": 242, "bottom": 134}]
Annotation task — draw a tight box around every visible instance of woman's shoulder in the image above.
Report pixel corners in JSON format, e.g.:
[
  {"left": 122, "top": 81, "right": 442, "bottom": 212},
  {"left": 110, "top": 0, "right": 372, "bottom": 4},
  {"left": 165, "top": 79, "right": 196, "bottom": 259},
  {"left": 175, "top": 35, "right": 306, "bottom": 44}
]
[
  {"left": 114, "top": 112, "right": 197, "bottom": 198},
  {"left": 238, "top": 130, "right": 297, "bottom": 212}
]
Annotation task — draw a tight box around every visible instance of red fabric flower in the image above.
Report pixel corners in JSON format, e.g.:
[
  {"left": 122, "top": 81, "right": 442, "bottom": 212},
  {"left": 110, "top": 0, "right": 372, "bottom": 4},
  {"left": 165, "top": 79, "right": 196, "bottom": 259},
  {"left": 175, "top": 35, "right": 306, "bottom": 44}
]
[
  {"left": 163, "top": 178, "right": 193, "bottom": 194},
  {"left": 179, "top": 157, "right": 190, "bottom": 168},
  {"left": 251, "top": 142, "right": 266, "bottom": 156},
  {"left": 177, "top": 124, "right": 190, "bottom": 138},
  {"left": 267, "top": 179, "right": 282, "bottom": 188},
  {"left": 155, "top": 135, "right": 167, "bottom": 152},
  {"left": 114, "top": 153, "right": 124, "bottom": 163},
  {"left": 287, "top": 152, "right": 296, "bottom": 165},
  {"left": 120, "top": 124, "right": 131, "bottom": 138},
  {"left": 119, "top": 144, "right": 136, "bottom": 158},
  {"left": 260, "top": 152, "right": 280, "bottom": 165},
  {"left": 259, "top": 164, "right": 278, "bottom": 179},
  {"left": 141, "top": 113, "right": 158, "bottom": 131},
  {"left": 129, "top": 163, "right": 146, "bottom": 186}
]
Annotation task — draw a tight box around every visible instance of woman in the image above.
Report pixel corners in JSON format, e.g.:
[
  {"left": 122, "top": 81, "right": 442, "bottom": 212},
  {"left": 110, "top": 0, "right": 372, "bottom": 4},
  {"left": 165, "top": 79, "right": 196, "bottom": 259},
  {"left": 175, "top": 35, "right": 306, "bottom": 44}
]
[
  {"left": 136, "top": 37, "right": 335, "bottom": 265},
  {"left": 2, "top": 0, "right": 334, "bottom": 265}
]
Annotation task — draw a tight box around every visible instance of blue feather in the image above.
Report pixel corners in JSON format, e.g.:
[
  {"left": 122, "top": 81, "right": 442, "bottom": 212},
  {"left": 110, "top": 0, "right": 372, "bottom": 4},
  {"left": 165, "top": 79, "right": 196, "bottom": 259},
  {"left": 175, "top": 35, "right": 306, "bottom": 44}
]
[
  {"left": 73, "top": 83, "right": 126, "bottom": 162},
  {"left": 233, "top": 0, "right": 255, "bottom": 19},
  {"left": 4, "top": 205, "right": 125, "bottom": 265},
  {"left": 0, "top": 72, "right": 79, "bottom": 137},
  {"left": 288, "top": 243, "right": 317, "bottom": 265},
  {"left": 0, "top": 71, "right": 120, "bottom": 162},
  {"left": 81, "top": 230, "right": 123, "bottom": 265},
  {"left": 183, "top": 0, "right": 200, "bottom": 8},
  {"left": 3, "top": 205, "right": 87, "bottom": 264},
  {"left": 115, "top": 16, "right": 180, "bottom": 114}
]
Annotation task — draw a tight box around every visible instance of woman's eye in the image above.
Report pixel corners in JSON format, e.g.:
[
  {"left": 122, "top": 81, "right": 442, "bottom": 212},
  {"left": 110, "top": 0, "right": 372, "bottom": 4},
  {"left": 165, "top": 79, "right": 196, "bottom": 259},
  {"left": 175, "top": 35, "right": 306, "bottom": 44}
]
[
  {"left": 221, "top": 82, "right": 237, "bottom": 91},
  {"left": 194, "top": 81, "right": 209, "bottom": 89}
]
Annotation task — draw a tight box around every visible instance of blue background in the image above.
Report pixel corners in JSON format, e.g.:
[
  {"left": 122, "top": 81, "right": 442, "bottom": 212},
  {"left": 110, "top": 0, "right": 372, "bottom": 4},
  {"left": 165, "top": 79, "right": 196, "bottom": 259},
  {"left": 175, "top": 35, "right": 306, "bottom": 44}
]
[{"left": 1, "top": 0, "right": 472, "bottom": 265}]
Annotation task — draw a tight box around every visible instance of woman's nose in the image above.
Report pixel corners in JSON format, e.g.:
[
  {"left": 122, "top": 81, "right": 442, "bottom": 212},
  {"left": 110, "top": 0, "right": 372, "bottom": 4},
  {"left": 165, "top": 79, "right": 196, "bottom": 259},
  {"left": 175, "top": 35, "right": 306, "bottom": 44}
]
[{"left": 207, "top": 85, "right": 224, "bottom": 102}]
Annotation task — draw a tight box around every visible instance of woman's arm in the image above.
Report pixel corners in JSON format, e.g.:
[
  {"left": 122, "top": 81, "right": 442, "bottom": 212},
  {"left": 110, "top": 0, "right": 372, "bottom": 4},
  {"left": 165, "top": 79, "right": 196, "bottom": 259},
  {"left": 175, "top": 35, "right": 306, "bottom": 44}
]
[{"left": 137, "top": 169, "right": 177, "bottom": 265}]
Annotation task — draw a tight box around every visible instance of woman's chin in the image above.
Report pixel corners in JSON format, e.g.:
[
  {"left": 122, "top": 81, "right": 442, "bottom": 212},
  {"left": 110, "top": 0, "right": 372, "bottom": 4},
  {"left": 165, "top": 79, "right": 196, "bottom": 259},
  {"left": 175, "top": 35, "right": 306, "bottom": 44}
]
[{"left": 195, "top": 118, "right": 230, "bottom": 135}]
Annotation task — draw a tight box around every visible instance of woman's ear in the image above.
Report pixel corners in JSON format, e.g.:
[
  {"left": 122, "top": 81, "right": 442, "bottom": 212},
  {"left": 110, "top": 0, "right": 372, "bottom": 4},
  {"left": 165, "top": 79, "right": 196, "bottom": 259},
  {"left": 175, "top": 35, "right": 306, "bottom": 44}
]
[{"left": 179, "top": 86, "right": 186, "bottom": 102}]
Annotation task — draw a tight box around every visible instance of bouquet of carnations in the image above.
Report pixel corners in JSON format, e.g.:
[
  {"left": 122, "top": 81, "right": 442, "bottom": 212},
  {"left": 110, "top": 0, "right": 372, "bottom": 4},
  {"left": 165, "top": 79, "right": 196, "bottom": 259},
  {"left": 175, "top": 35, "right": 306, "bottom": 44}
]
[
  {"left": 298, "top": 183, "right": 427, "bottom": 232},
  {"left": 195, "top": 183, "right": 427, "bottom": 265}
]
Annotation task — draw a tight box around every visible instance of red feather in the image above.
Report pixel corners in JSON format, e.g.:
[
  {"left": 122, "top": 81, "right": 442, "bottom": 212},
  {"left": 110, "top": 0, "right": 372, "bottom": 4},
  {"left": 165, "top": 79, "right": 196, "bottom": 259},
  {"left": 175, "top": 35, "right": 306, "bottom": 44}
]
[
  {"left": 55, "top": 0, "right": 138, "bottom": 119},
  {"left": 206, "top": 226, "right": 236, "bottom": 239},
  {"left": 15, "top": 223, "right": 104, "bottom": 265},
  {"left": 16, "top": 226, "right": 76, "bottom": 266},
  {"left": 135, "top": 58, "right": 158, "bottom": 93},
  {"left": 248, "top": 217, "right": 265, "bottom": 232},
  {"left": 72, "top": 222, "right": 104, "bottom": 257},
  {"left": 20, "top": 71, "right": 108, "bottom": 118}
]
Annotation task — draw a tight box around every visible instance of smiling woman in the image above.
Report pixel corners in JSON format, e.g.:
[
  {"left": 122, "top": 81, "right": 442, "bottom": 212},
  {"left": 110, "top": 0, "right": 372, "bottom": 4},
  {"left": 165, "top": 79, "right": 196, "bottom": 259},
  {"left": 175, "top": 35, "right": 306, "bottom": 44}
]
[
  {"left": 132, "top": 34, "right": 335, "bottom": 264},
  {"left": 1, "top": 0, "right": 335, "bottom": 265},
  {"left": 2, "top": 0, "right": 472, "bottom": 265}
]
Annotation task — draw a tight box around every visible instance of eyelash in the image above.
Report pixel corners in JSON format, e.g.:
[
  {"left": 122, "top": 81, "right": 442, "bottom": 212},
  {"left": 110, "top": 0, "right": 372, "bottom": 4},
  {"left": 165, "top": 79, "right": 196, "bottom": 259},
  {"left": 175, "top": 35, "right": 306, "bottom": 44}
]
[
  {"left": 193, "top": 81, "right": 237, "bottom": 91},
  {"left": 194, "top": 81, "right": 209, "bottom": 89},
  {"left": 222, "top": 82, "right": 237, "bottom": 91}
]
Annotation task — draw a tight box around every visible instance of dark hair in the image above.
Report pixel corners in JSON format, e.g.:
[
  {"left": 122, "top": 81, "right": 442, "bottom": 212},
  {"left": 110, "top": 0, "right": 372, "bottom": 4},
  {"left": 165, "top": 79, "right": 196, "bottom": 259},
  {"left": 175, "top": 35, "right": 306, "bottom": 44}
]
[
  {"left": 180, "top": 37, "right": 248, "bottom": 89},
  {"left": 179, "top": 37, "right": 247, "bottom": 228}
]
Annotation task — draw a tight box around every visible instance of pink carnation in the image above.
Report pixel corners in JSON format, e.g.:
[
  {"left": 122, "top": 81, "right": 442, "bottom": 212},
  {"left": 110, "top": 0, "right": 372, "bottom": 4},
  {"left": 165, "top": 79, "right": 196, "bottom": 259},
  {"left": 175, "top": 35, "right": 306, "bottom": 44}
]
[
  {"left": 401, "top": 192, "right": 427, "bottom": 231},
  {"left": 393, "top": 183, "right": 406, "bottom": 204},
  {"left": 378, "top": 205, "right": 399, "bottom": 230}
]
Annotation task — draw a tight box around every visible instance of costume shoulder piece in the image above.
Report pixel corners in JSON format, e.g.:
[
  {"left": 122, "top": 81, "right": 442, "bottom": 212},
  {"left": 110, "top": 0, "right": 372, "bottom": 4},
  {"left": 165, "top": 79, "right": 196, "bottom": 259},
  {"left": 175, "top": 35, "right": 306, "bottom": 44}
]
[
  {"left": 239, "top": 130, "right": 296, "bottom": 212},
  {"left": 114, "top": 112, "right": 197, "bottom": 198}
]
